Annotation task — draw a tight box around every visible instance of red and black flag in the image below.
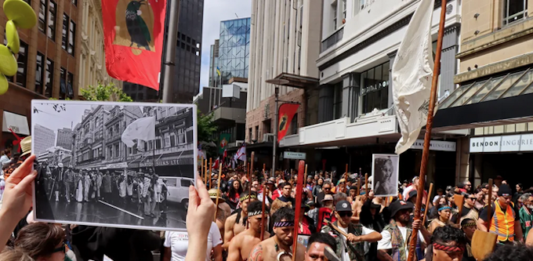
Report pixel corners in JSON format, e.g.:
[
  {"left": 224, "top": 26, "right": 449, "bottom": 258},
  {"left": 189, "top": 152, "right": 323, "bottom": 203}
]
[
  {"left": 277, "top": 104, "right": 299, "bottom": 142},
  {"left": 102, "top": 0, "right": 167, "bottom": 90}
]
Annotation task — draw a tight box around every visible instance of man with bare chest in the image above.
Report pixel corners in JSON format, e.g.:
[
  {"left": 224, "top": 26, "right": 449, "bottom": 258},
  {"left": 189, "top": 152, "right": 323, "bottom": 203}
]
[
  {"left": 223, "top": 192, "right": 258, "bottom": 249},
  {"left": 248, "top": 207, "right": 306, "bottom": 261},
  {"left": 227, "top": 201, "right": 270, "bottom": 261}
]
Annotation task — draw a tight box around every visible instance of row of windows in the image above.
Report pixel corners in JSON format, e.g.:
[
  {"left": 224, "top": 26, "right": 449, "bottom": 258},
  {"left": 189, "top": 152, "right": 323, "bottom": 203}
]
[
  {"left": 38, "top": 0, "right": 76, "bottom": 55},
  {"left": 62, "top": 13, "right": 76, "bottom": 55}
]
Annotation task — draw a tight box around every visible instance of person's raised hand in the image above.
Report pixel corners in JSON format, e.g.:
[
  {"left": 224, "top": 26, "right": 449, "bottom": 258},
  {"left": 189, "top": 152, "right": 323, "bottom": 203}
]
[
  {"left": 187, "top": 176, "right": 216, "bottom": 242},
  {"left": 1, "top": 155, "right": 37, "bottom": 221},
  {"left": 412, "top": 219, "right": 422, "bottom": 230}
]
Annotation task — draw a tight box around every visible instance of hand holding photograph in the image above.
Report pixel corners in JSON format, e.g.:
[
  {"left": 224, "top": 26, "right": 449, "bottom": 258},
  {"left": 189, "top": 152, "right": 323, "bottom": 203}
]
[{"left": 31, "top": 100, "right": 197, "bottom": 231}]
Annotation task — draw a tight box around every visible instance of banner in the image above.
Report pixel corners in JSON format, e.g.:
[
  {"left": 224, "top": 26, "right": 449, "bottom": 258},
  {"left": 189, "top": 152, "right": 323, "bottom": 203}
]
[
  {"left": 219, "top": 133, "right": 231, "bottom": 154},
  {"left": 102, "top": 0, "right": 167, "bottom": 90},
  {"left": 277, "top": 104, "right": 299, "bottom": 142},
  {"left": 392, "top": 0, "right": 435, "bottom": 154},
  {"left": 121, "top": 117, "right": 156, "bottom": 147}
]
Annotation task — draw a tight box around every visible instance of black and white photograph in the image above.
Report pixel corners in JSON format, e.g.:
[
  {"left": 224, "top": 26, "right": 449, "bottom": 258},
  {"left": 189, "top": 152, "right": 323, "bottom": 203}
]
[
  {"left": 372, "top": 154, "right": 399, "bottom": 197},
  {"left": 31, "top": 100, "right": 197, "bottom": 231}
]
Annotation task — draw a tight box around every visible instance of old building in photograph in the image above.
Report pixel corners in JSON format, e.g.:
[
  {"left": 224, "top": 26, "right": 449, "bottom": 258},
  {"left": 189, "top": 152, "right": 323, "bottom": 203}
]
[
  {"left": 56, "top": 127, "right": 73, "bottom": 150},
  {"left": 72, "top": 105, "right": 111, "bottom": 169},
  {"left": 0, "top": 0, "right": 83, "bottom": 149},
  {"left": 102, "top": 105, "right": 142, "bottom": 167},
  {"left": 34, "top": 124, "right": 56, "bottom": 157}
]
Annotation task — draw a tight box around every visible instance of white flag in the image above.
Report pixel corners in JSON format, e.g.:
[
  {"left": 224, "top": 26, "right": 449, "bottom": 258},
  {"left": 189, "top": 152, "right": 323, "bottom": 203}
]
[
  {"left": 393, "top": 0, "right": 435, "bottom": 154},
  {"left": 121, "top": 117, "right": 156, "bottom": 147}
]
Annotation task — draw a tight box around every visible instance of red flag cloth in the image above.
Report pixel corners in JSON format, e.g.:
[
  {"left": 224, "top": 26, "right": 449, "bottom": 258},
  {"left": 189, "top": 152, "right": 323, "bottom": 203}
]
[
  {"left": 277, "top": 104, "right": 300, "bottom": 142},
  {"left": 102, "top": 0, "right": 167, "bottom": 90},
  {"left": 8, "top": 128, "right": 24, "bottom": 152},
  {"left": 212, "top": 157, "right": 219, "bottom": 170}
]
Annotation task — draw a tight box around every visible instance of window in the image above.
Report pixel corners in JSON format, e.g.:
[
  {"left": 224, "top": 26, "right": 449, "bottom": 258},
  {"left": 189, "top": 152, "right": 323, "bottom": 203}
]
[
  {"left": 180, "top": 179, "right": 192, "bottom": 187},
  {"left": 60, "top": 67, "right": 66, "bottom": 97},
  {"left": 503, "top": 0, "right": 527, "bottom": 26},
  {"left": 72, "top": 0, "right": 76, "bottom": 6},
  {"left": 255, "top": 126, "right": 259, "bottom": 141},
  {"left": 38, "top": 0, "right": 47, "bottom": 33},
  {"left": 177, "top": 129, "right": 186, "bottom": 145},
  {"left": 332, "top": 2, "right": 338, "bottom": 31},
  {"left": 361, "top": 61, "right": 390, "bottom": 114},
  {"left": 47, "top": 0, "right": 56, "bottom": 40},
  {"left": 68, "top": 20, "right": 75, "bottom": 54},
  {"left": 114, "top": 144, "right": 119, "bottom": 158},
  {"left": 290, "top": 113, "right": 298, "bottom": 135},
  {"left": 62, "top": 14, "right": 68, "bottom": 49},
  {"left": 249, "top": 128, "right": 252, "bottom": 142},
  {"left": 333, "top": 83, "right": 343, "bottom": 119},
  {"left": 164, "top": 133, "right": 171, "bottom": 148},
  {"left": 15, "top": 41, "right": 28, "bottom": 87},
  {"left": 67, "top": 72, "right": 73, "bottom": 98},
  {"left": 342, "top": 0, "right": 347, "bottom": 19},
  {"left": 45, "top": 59, "right": 54, "bottom": 97}
]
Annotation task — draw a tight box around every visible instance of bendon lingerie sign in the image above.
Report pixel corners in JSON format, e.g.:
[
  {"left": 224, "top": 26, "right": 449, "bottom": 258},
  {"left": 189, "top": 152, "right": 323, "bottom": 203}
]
[{"left": 470, "top": 134, "right": 533, "bottom": 153}]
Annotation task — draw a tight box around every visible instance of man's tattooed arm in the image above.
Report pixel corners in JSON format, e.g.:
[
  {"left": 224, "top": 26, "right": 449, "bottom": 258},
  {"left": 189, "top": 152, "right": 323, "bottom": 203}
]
[{"left": 249, "top": 244, "right": 263, "bottom": 261}]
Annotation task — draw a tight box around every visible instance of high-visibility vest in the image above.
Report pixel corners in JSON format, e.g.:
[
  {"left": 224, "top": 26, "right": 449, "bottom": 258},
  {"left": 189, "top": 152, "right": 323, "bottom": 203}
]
[{"left": 489, "top": 201, "right": 515, "bottom": 242}]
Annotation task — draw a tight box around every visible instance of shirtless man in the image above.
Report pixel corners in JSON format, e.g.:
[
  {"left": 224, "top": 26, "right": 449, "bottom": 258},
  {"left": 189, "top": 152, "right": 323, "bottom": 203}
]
[
  {"left": 223, "top": 191, "right": 258, "bottom": 249},
  {"left": 227, "top": 201, "right": 270, "bottom": 261},
  {"left": 248, "top": 207, "right": 306, "bottom": 261}
]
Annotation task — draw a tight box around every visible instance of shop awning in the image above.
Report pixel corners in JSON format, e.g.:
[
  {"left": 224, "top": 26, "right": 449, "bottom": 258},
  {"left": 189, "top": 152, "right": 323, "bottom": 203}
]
[
  {"left": 2, "top": 111, "right": 30, "bottom": 135},
  {"left": 434, "top": 68, "right": 533, "bottom": 131},
  {"left": 266, "top": 73, "right": 319, "bottom": 89}
]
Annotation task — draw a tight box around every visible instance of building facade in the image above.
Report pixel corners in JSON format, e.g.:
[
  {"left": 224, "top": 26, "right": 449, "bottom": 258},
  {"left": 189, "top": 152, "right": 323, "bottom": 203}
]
[
  {"left": 78, "top": 0, "right": 122, "bottom": 97},
  {"left": 72, "top": 105, "right": 111, "bottom": 168},
  {"left": 278, "top": 0, "right": 463, "bottom": 182},
  {"left": 124, "top": 0, "right": 204, "bottom": 103},
  {"left": 0, "top": 0, "right": 83, "bottom": 149},
  {"left": 432, "top": 0, "right": 533, "bottom": 187},
  {"left": 246, "top": 0, "right": 323, "bottom": 169},
  {"left": 215, "top": 18, "right": 251, "bottom": 86},
  {"left": 34, "top": 124, "right": 56, "bottom": 157},
  {"left": 56, "top": 127, "right": 73, "bottom": 150},
  {"left": 209, "top": 39, "right": 220, "bottom": 87}
]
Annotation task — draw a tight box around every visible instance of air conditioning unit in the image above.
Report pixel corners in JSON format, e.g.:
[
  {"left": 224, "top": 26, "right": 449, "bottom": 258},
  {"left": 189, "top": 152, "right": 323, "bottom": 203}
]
[{"left": 263, "top": 133, "right": 274, "bottom": 143}]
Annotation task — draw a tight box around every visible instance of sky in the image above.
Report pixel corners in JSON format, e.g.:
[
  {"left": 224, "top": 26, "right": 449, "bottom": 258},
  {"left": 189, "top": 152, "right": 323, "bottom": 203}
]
[{"left": 199, "top": 0, "right": 252, "bottom": 91}]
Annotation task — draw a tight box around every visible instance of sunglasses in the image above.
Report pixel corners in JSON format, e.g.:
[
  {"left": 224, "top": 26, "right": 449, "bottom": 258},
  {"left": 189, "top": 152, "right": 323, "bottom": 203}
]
[
  {"left": 323, "top": 187, "right": 331, "bottom": 190},
  {"left": 52, "top": 243, "right": 66, "bottom": 254},
  {"left": 337, "top": 211, "right": 352, "bottom": 217},
  {"left": 469, "top": 197, "right": 476, "bottom": 201}
]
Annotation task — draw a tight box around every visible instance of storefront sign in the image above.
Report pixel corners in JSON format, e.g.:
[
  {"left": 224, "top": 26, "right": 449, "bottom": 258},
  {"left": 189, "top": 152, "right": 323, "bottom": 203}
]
[
  {"left": 103, "top": 162, "right": 128, "bottom": 169},
  {"left": 470, "top": 134, "right": 533, "bottom": 153},
  {"left": 410, "top": 140, "right": 456, "bottom": 152},
  {"left": 140, "top": 157, "right": 194, "bottom": 167},
  {"left": 283, "top": 151, "right": 306, "bottom": 160}
]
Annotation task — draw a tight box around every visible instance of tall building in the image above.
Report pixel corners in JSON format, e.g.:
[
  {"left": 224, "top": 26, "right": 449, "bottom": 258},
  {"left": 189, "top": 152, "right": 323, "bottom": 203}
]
[
  {"left": 77, "top": 0, "right": 122, "bottom": 96},
  {"left": 34, "top": 124, "right": 56, "bottom": 157},
  {"left": 0, "top": 0, "right": 83, "bottom": 148},
  {"left": 56, "top": 128, "right": 73, "bottom": 150},
  {"left": 433, "top": 0, "right": 533, "bottom": 186},
  {"left": 209, "top": 18, "right": 251, "bottom": 88},
  {"left": 246, "top": 0, "right": 323, "bottom": 169},
  {"left": 124, "top": 0, "right": 204, "bottom": 103}
]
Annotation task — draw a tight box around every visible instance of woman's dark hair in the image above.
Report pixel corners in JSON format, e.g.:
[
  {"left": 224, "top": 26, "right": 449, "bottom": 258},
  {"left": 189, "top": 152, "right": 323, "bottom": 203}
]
[
  {"left": 431, "top": 225, "right": 466, "bottom": 246},
  {"left": 317, "top": 178, "right": 324, "bottom": 185},
  {"left": 483, "top": 243, "right": 533, "bottom": 261},
  {"left": 228, "top": 179, "right": 243, "bottom": 199},
  {"left": 14, "top": 223, "right": 65, "bottom": 259},
  {"left": 360, "top": 199, "right": 386, "bottom": 232},
  {"left": 272, "top": 207, "right": 294, "bottom": 223},
  {"left": 307, "top": 232, "right": 336, "bottom": 252}
]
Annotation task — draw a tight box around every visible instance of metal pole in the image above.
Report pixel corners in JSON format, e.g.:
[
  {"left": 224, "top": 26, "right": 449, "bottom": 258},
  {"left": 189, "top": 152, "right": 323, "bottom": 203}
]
[
  {"left": 162, "top": 0, "right": 181, "bottom": 103},
  {"left": 272, "top": 87, "right": 279, "bottom": 177}
]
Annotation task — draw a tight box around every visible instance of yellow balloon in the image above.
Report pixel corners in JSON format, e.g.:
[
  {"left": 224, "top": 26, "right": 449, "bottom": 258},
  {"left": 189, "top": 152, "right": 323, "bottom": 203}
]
[
  {"left": 0, "top": 74, "right": 8, "bottom": 95},
  {"left": 0, "top": 45, "right": 17, "bottom": 77},
  {"left": 6, "top": 20, "right": 19, "bottom": 54},
  {"left": 3, "top": 0, "right": 37, "bottom": 29}
]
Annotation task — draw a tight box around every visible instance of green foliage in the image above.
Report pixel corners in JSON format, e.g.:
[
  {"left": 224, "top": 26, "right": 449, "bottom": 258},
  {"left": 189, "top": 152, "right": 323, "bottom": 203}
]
[
  {"left": 197, "top": 109, "right": 218, "bottom": 158},
  {"left": 81, "top": 83, "right": 133, "bottom": 102}
]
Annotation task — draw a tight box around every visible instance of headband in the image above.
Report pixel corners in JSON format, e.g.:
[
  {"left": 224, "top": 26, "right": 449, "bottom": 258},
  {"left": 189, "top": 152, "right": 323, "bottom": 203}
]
[
  {"left": 273, "top": 221, "right": 294, "bottom": 228},
  {"left": 248, "top": 210, "right": 267, "bottom": 217},
  {"left": 240, "top": 194, "right": 257, "bottom": 202},
  {"left": 433, "top": 242, "right": 465, "bottom": 253},
  {"left": 438, "top": 206, "right": 451, "bottom": 211},
  {"left": 461, "top": 222, "right": 477, "bottom": 228}
]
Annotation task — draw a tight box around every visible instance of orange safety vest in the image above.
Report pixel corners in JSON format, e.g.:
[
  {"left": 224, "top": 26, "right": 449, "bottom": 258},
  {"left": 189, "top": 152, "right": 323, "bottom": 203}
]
[{"left": 489, "top": 201, "right": 515, "bottom": 242}]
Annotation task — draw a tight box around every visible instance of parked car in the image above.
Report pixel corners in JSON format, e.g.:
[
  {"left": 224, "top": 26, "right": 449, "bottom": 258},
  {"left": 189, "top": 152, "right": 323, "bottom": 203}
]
[{"left": 160, "top": 177, "right": 193, "bottom": 209}]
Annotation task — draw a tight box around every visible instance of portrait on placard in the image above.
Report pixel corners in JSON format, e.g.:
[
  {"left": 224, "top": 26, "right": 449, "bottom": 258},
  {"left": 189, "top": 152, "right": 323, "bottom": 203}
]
[
  {"left": 31, "top": 100, "right": 197, "bottom": 231},
  {"left": 372, "top": 154, "right": 399, "bottom": 197}
]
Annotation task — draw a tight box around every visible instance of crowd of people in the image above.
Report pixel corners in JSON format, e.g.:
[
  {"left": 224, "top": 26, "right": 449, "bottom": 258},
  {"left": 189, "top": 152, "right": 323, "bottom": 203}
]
[{"left": 2, "top": 152, "right": 533, "bottom": 260}]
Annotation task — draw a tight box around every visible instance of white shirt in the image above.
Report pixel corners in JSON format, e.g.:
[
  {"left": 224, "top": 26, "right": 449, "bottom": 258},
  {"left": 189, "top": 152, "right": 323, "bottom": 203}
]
[
  {"left": 377, "top": 226, "right": 425, "bottom": 259},
  {"left": 337, "top": 225, "right": 375, "bottom": 261},
  {"left": 164, "top": 222, "right": 222, "bottom": 261}
]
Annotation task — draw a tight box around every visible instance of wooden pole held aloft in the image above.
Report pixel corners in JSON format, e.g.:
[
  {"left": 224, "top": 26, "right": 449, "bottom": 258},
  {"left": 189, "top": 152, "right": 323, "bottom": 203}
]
[
  {"left": 291, "top": 160, "right": 306, "bottom": 261},
  {"left": 422, "top": 183, "right": 434, "bottom": 225}
]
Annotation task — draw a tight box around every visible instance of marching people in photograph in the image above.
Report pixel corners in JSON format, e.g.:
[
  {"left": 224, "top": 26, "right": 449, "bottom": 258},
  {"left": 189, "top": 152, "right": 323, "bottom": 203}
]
[
  {"left": 31, "top": 100, "right": 197, "bottom": 230},
  {"left": 372, "top": 154, "right": 399, "bottom": 197}
]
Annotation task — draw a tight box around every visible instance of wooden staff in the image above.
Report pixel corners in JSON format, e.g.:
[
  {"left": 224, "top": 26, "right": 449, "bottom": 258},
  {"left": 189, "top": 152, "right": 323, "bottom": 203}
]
[
  {"left": 422, "top": 183, "right": 433, "bottom": 224},
  {"left": 356, "top": 177, "right": 361, "bottom": 197},
  {"left": 261, "top": 161, "right": 267, "bottom": 240},
  {"left": 249, "top": 152, "right": 254, "bottom": 195},
  {"left": 208, "top": 158, "right": 212, "bottom": 189},
  {"left": 407, "top": 0, "right": 447, "bottom": 260},
  {"left": 291, "top": 160, "right": 305, "bottom": 261},
  {"left": 204, "top": 159, "right": 208, "bottom": 186},
  {"left": 214, "top": 161, "right": 223, "bottom": 221},
  {"left": 344, "top": 163, "right": 349, "bottom": 180},
  {"left": 326, "top": 220, "right": 349, "bottom": 237},
  {"left": 364, "top": 174, "right": 368, "bottom": 195}
]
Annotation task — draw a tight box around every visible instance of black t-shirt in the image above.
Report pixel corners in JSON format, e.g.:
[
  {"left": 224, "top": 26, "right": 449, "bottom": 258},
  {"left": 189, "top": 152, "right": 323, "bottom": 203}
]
[{"left": 479, "top": 202, "right": 517, "bottom": 222}]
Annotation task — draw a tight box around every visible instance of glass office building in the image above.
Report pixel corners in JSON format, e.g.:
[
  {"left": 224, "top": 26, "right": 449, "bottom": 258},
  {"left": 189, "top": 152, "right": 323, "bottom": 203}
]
[{"left": 217, "top": 18, "right": 250, "bottom": 85}]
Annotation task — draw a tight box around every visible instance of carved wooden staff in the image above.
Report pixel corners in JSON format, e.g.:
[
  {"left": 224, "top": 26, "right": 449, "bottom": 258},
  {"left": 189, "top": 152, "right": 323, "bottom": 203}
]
[
  {"left": 261, "top": 162, "right": 266, "bottom": 240},
  {"left": 204, "top": 159, "right": 208, "bottom": 187},
  {"left": 214, "top": 162, "right": 223, "bottom": 221},
  {"left": 422, "top": 183, "right": 433, "bottom": 225},
  {"left": 208, "top": 158, "right": 212, "bottom": 189},
  {"left": 291, "top": 160, "right": 305, "bottom": 261},
  {"left": 247, "top": 152, "right": 254, "bottom": 229},
  {"left": 407, "top": 0, "right": 447, "bottom": 260}
]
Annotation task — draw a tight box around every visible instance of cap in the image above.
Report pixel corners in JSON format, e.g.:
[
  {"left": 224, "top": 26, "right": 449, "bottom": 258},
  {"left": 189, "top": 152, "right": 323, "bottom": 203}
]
[
  {"left": 389, "top": 200, "right": 414, "bottom": 218},
  {"left": 498, "top": 184, "right": 512, "bottom": 197},
  {"left": 335, "top": 200, "right": 352, "bottom": 212},
  {"left": 208, "top": 188, "right": 225, "bottom": 203},
  {"left": 408, "top": 190, "right": 418, "bottom": 199},
  {"left": 323, "top": 194, "right": 334, "bottom": 202}
]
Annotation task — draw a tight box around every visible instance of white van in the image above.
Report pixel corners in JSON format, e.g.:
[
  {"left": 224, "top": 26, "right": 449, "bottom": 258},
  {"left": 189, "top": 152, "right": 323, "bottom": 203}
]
[{"left": 160, "top": 177, "right": 193, "bottom": 209}]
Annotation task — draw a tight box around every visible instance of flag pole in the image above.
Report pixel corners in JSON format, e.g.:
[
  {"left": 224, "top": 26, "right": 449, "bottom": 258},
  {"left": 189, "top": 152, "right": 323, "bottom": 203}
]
[
  {"left": 291, "top": 160, "right": 305, "bottom": 261},
  {"left": 407, "top": 0, "right": 446, "bottom": 260},
  {"left": 162, "top": 0, "right": 181, "bottom": 103},
  {"left": 260, "top": 162, "right": 267, "bottom": 240},
  {"left": 214, "top": 161, "right": 223, "bottom": 221}
]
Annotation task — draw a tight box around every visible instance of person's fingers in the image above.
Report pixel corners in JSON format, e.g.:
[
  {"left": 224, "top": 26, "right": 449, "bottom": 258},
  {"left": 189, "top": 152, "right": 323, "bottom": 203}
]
[
  {"left": 196, "top": 177, "right": 211, "bottom": 202},
  {"left": 189, "top": 185, "right": 198, "bottom": 210},
  {"left": 8, "top": 155, "right": 36, "bottom": 182}
]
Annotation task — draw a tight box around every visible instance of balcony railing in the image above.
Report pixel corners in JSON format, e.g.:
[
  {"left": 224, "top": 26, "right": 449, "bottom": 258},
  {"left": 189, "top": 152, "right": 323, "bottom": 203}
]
[{"left": 321, "top": 27, "right": 344, "bottom": 53}]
